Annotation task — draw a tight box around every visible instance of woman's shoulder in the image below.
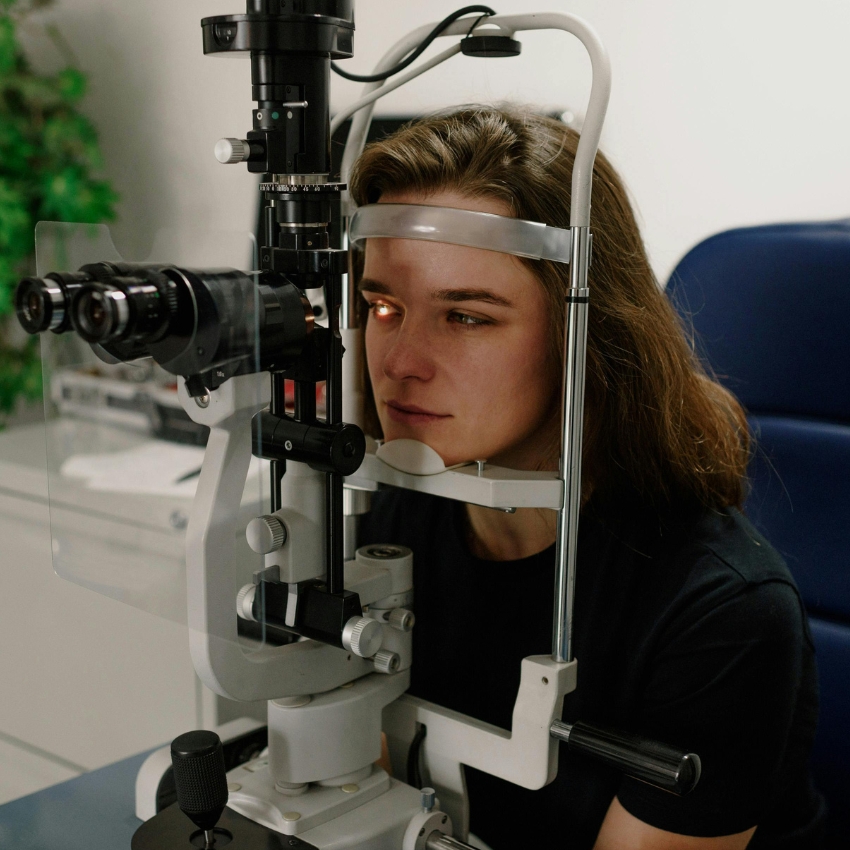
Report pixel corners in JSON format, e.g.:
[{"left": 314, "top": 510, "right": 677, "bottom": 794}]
[
  {"left": 641, "top": 502, "right": 810, "bottom": 649},
  {"left": 681, "top": 504, "right": 795, "bottom": 585},
  {"left": 587, "top": 493, "right": 809, "bottom": 648},
  {"left": 676, "top": 505, "right": 801, "bottom": 600}
]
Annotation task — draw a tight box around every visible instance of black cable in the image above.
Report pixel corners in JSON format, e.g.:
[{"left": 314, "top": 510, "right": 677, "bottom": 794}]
[
  {"left": 331, "top": 6, "right": 496, "bottom": 84},
  {"left": 406, "top": 725, "right": 427, "bottom": 788}
]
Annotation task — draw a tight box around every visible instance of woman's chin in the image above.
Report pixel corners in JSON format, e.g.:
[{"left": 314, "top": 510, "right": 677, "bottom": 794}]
[{"left": 379, "top": 429, "right": 476, "bottom": 468}]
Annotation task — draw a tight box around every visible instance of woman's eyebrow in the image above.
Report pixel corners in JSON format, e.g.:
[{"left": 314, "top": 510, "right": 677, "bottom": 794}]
[
  {"left": 357, "top": 279, "right": 513, "bottom": 308},
  {"left": 358, "top": 277, "right": 391, "bottom": 295},
  {"left": 431, "top": 288, "right": 513, "bottom": 308}
]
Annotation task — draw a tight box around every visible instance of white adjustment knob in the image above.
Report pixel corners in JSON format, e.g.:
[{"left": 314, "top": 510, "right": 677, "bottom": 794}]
[
  {"left": 341, "top": 617, "right": 383, "bottom": 658},
  {"left": 387, "top": 608, "right": 415, "bottom": 632},
  {"left": 372, "top": 650, "right": 400, "bottom": 674},
  {"left": 246, "top": 515, "right": 287, "bottom": 554},
  {"left": 215, "top": 137, "right": 250, "bottom": 164},
  {"left": 236, "top": 584, "right": 257, "bottom": 622}
]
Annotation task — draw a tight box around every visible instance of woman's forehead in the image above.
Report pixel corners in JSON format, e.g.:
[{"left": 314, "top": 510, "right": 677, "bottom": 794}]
[
  {"left": 361, "top": 234, "right": 539, "bottom": 300},
  {"left": 377, "top": 188, "right": 512, "bottom": 217}
]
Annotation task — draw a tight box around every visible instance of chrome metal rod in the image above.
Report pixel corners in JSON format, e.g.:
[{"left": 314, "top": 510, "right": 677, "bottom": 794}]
[
  {"left": 426, "top": 834, "right": 479, "bottom": 850},
  {"left": 552, "top": 226, "right": 591, "bottom": 664}
]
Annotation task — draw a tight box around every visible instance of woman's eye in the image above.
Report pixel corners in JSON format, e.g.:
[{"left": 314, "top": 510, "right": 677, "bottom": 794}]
[
  {"left": 448, "top": 311, "right": 490, "bottom": 327},
  {"left": 369, "top": 302, "right": 398, "bottom": 319}
]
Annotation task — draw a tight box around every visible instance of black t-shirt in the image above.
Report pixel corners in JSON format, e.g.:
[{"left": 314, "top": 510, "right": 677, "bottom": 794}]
[{"left": 358, "top": 487, "right": 826, "bottom": 848}]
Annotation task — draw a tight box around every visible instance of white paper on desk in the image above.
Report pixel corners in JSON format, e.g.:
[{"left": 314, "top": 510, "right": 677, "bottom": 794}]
[{"left": 60, "top": 441, "right": 265, "bottom": 498}]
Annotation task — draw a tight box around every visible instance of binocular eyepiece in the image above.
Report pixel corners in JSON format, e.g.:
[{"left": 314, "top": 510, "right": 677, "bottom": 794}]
[
  {"left": 16, "top": 263, "right": 313, "bottom": 380},
  {"left": 16, "top": 271, "right": 91, "bottom": 336}
]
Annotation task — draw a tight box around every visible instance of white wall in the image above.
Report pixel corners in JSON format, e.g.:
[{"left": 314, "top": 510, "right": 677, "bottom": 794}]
[{"left": 21, "top": 0, "right": 850, "bottom": 281}]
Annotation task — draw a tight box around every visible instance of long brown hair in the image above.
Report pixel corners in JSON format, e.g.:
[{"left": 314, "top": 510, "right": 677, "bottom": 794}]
[{"left": 350, "top": 106, "right": 750, "bottom": 510}]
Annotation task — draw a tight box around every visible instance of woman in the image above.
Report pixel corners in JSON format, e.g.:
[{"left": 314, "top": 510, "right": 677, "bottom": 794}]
[{"left": 352, "top": 107, "right": 824, "bottom": 849}]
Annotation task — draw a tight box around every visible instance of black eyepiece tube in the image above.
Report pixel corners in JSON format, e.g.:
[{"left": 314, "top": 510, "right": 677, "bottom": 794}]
[
  {"left": 15, "top": 271, "right": 91, "bottom": 334},
  {"left": 550, "top": 719, "right": 701, "bottom": 796}
]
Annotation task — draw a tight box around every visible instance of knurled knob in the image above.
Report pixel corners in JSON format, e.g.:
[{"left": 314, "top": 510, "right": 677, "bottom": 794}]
[
  {"left": 341, "top": 616, "right": 383, "bottom": 658},
  {"left": 170, "top": 731, "right": 228, "bottom": 833},
  {"left": 215, "top": 137, "right": 250, "bottom": 164},
  {"left": 372, "top": 650, "right": 400, "bottom": 674},
  {"left": 236, "top": 584, "right": 257, "bottom": 622},
  {"left": 246, "top": 515, "right": 287, "bottom": 554},
  {"left": 387, "top": 608, "right": 415, "bottom": 632}
]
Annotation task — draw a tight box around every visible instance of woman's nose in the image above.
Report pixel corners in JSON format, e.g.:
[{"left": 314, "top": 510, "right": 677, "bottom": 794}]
[{"left": 381, "top": 320, "right": 436, "bottom": 382}]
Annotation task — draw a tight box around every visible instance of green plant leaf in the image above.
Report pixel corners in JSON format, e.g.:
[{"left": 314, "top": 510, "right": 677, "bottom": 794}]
[
  {"left": 0, "top": 115, "right": 36, "bottom": 173},
  {"left": 4, "top": 71, "right": 64, "bottom": 109},
  {"left": 39, "top": 166, "right": 118, "bottom": 223},
  {"left": 0, "top": 16, "right": 17, "bottom": 77},
  {"left": 0, "top": 254, "right": 17, "bottom": 317},
  {"left": 0, "top": 177, "right": 33, "bottom": 256},
  {"left": 57, "top": 66, "right": 85, "bottom": 101},
  {"left": 42, "top": 110, "right": 99, "bottom": 163},
  {"left": 1, "top": 4, "right": 116, "bottom": 417}
]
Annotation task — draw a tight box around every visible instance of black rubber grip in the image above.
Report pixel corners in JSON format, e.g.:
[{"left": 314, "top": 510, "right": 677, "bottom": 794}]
[
  {"left": 567, "top": 721, "right": 701, "bottom": 796},
  {"left": 170, "top": 730, "right": 229, "bottom": 830}
]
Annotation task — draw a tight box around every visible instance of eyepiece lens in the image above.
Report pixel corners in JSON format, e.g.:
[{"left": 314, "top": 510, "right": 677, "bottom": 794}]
[
  {"left": 15, "top": 278, "right": 54, "bottom": 333},
  {"left": 27, "top": 291, "right": 44, "bottom": 323},
  {"left": 76, "top": 290, "right": 114, "bottom": 341}
]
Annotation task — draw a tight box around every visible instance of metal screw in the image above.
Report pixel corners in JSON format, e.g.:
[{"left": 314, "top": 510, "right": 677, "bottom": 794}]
[
  {"left": 257, "top": 112, "right": 263, "bottom": 120},
  {"left": 195, "top": 394, "right": 210, "bottom": 409},
  {"left": 421, "top": 786, "right": 436, "bottom": 813},
  {"left": 320, "top": 258, "right": 328, "bottom": 268},
  {"left": 169, "top": 510, "right": 188, "bottom": 530},
  {"left": 284, "top": 440, "right": 293, "bottom": 451},
  {"left": 476, "top": 459, "right": 486, "bottom": 475}
]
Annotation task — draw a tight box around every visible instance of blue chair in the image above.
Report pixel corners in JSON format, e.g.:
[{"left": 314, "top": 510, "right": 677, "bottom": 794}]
[{"left": 666, "top": 220, "right": 850, "bottom": 845}]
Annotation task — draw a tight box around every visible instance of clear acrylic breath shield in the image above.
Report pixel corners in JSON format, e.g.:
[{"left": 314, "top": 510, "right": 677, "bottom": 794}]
[{"left": 34, "top": 221, "right": 275, "bottom": 649}]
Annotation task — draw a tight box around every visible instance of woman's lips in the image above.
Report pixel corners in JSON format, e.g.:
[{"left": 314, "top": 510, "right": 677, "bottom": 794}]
[{"left": 384, "top": 400, "right": 451, "bottom": 427}]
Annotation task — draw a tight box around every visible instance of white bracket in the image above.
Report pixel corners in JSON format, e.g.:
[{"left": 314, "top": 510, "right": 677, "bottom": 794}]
[
  {"left": 384, "top": 656, "right": 577, "bottom": 836},
  {"left": 178, "top": 374, "right": 374, "bottom": 701}
]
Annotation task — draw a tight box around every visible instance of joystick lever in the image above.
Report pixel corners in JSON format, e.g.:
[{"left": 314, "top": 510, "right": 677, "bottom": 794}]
[
  {"left": 550, "top": 720, "right": 702, "bottom": 796},
  {"left": 171, "top": 731, "right": 230, "bottom": 848}
]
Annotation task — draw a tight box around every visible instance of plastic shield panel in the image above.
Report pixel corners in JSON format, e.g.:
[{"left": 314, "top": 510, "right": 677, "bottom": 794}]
[{"left": 34, "top": 222, "right": 274, "bottom": 654}]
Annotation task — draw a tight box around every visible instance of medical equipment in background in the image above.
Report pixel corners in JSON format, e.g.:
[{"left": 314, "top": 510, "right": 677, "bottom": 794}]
[{"left": 14, "top": 4, "right": 701, "bottom": 848}]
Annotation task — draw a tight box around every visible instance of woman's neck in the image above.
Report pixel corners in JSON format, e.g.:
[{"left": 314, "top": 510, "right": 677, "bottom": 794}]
[{"left": 464, "top": 503, "right": 558, "bottom": 561}]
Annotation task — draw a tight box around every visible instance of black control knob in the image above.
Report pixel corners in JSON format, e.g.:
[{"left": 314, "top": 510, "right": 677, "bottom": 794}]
[{"left": 171, "top": 731, "right": 229, "bottom": 844}]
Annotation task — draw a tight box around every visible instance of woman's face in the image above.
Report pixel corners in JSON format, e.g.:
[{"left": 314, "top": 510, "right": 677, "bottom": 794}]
[{"left": 362, "top": 190, "right": 560, "bottom": 470}]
